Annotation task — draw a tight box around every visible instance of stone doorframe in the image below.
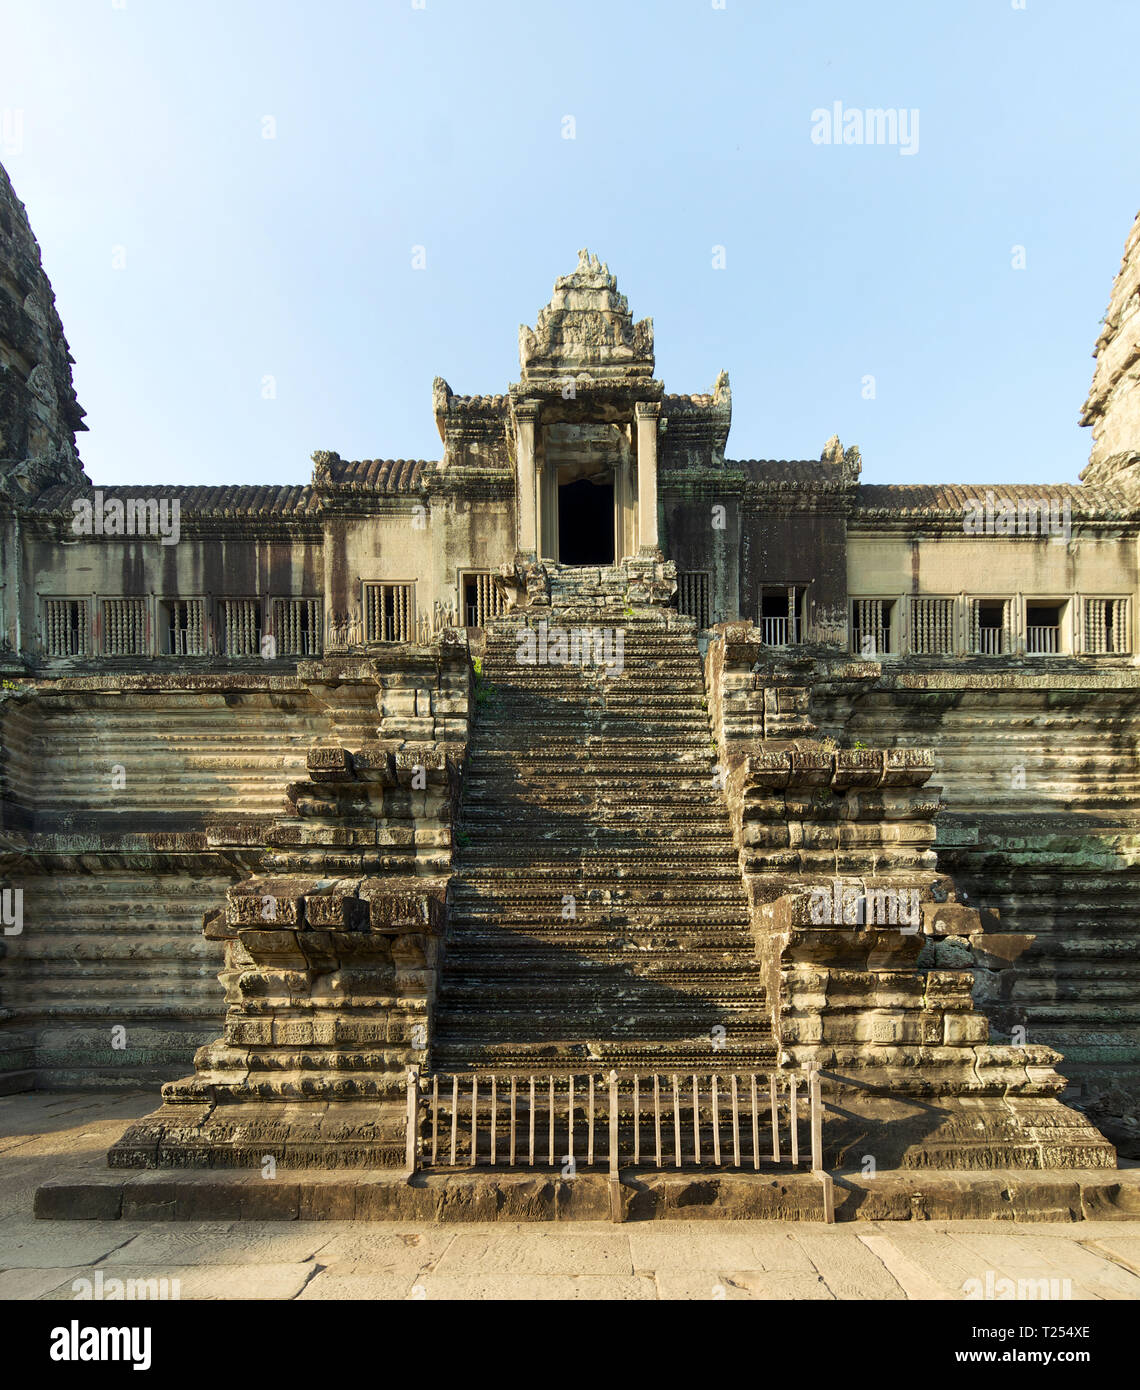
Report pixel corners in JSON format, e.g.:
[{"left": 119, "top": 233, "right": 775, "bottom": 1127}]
[{"left": 513, "top": 397, "right": 661, "bottom": 563}]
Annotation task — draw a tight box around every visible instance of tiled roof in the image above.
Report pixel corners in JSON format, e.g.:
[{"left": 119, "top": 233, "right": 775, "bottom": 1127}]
[
  {"left": 321, "top": 458, "right": 433, "bottom": 491},
  {"left": 853, "top": 482, "right": 1132, "bottom": 514},
  {"left": 32, "top": 482, "right": 319, "bottom": 516}
]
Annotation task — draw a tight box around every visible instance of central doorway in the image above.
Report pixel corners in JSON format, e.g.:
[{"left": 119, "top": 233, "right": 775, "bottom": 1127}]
[{"left": 558, "top": 477, "right": 615, "bottom": 565}]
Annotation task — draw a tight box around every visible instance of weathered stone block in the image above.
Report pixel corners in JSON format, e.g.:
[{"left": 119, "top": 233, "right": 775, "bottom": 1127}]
[
  {"left": 921, "top": 901, "right": 981, "bottom": 937},
  {"left": 945, "top": 1014, "right": 989, "bottom": 1045},
  {"left": 307, "top": 746, "right": 353, "bottom": 781},
  {"left": 304, "top": 893, "right": 369, "bottom": 930}
]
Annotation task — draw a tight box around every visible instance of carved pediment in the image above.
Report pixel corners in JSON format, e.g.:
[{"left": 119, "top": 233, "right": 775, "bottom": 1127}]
[{"left": 519, "top": 249, "right": 655, "bottom": 382}]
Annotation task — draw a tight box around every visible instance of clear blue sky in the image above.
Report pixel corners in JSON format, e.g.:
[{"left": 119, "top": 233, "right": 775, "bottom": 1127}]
[{"left": 2, "top": 0, "right": 1137, "bottom": 488}]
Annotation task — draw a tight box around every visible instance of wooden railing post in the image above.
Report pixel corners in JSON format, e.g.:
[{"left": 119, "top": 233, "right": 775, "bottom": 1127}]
[
  {"left": 809, "top": 1066, "right": 822, "bottom": 1172},
  {"left": 608, "top": 1069, "right": 623, "bottom": 1224},
  {"left": 809, "top": 1066, "right": 835, "bottom": 1224},
  {"left": 405, "top": 1064, "right": 420, "bottom": 1177},
  {"left": 431, "top": 1074, "right": 439, "bottom": 1166},
  {"left": 608, "top": 1070, "right": 619, "bottom": 1177}
]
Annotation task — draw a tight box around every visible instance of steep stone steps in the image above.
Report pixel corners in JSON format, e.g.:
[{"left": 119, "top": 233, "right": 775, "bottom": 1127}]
[
  {"left": 433, "top": 566, "right": 769, "bottom": 1077},
  {"left": 431, "top": 1040, "right": 774, "bottom": 1071},
  {"left": 461, "top": 783, "right": 727, "bottom": 804},
  {"left": 438, "top": 986, "right": 767, "bottom": 1015},
  {"left": 443, "top": 910, "right": 753, "bottom": 931},
  {"left": 454, "top": 859, "right": 746, "bottom": 877}
]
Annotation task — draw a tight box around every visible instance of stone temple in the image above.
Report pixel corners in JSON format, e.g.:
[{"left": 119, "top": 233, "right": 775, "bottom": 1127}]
[{"left": 2, "top": 158, "right": 1139, "bottom": 1215}]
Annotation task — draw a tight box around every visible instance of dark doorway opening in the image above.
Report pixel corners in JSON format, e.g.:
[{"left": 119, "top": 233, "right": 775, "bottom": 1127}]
[{"left": 558, "top": 477, "right": 614, "bottom": 565}]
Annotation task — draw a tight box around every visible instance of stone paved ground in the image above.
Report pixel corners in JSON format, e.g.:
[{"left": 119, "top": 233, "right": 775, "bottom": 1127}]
[{"left": 3, "top": 1091, "right": 1140, "bottom": 1301}]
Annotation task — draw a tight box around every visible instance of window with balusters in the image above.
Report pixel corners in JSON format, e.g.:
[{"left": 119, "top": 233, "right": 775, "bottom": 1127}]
[
  {"left": 159, "top": 599, "right": 206, "bottom": 656},
  {"left": 677, "top": 572, "right": 711, "bottom": 630},
  {"left": 1083, "top": 597, "right": 1130, "bottom": 654},
  {"left": 970, "top": 599, "right": 1011, "bottom": 655},
  {"left": 909, "top": 597, "right": 956, "bottom": 655},
  {"left": 219, "top": 598, "right": 263, "bottom": 657},
  {"left": 759, "top": 586, "right": 803, "bottom": 646},
  {"left": 460, "top": 572, "right": 506, "bottom": 629},
  {"left": 851, "top": 599, "right": 894, "bottom": 656},
  {"left": 42, "top": 598, "right": 89, "bottom": 657},
  {"left": 271, "top": 597, "right": 322, "bottom": 656},
  {"left": 101, "top": 598, "right": 149, "bottom": 656},
  {"left": 1025, "top": 601, "right": 1065, "bottom": 655},
  {"left": 363, "top": 582, "right": 414, "bottom": 643}
]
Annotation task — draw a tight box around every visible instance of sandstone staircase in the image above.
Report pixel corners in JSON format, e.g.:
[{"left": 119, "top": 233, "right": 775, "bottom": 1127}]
[{"left": 432, "top": 565, "right": 773, "bottom": 1076}]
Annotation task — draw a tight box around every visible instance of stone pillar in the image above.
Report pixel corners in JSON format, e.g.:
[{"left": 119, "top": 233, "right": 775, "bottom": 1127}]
[
  {"left": 537, "top": 452, "right": 558, "bottom": 560},
  {"left": 634, "top": 401, "right": 661, "bottom": 555},
  {"left": 515, "top": 402, "right": 540, "bottom": 559}
]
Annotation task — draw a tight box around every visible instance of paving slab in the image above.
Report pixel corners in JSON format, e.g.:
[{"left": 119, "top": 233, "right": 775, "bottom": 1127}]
[
  {"left": 939, "top": 1230, "right": 1070, "bottom": 1286},
  {"left": 37, "top": 1263, "right": 315, "bottom": 1301},
  {"left": 432, "top": 1231, "right": 633, "bottom": 1276},
  {"left": 653, "top": 1271, "right": 756, "bottom": 1299},
  {"left": 310, "top": 1228, "right": 458, "bottom": 1269},
  {"left": 646, "top": 1269, "right": 835, "bottom": 1299},
  {"left": 857, "top": 1234, "right": 958, "bottom": 1299},
  {"left": 101, "top": 1222, "right": 339, "bottom": 1268},
  {"left": 627, "top": 1225, "right": 815, "bottom": 1272},
  {"left": 991, "top": 1234, "right": 1140, "bottom": 1300},
  {"left": 414, "top": 1272, "right": 655, "bottom": 1300},
  {"left": 297, "top": 1269, "right": 421, "bottom": 1300},
  {"left": 0, "top": 1266, "right": 88, "bottom": 1300},
  {"left": 720, "top": 1270, "right": 835, "bottom": 1299},
  {"left": 876, "top": 1228, "right": 1012, "bottom": 1287},
  {"left": 1082, "top": 1235, "right": 1140, "bottom": 1277},
  {"left": 792, "top": 1231, "right": 907, "bottom": 1299},
  {"left": 0, "top": 1216, "right": 148, "bottom": 1268}
]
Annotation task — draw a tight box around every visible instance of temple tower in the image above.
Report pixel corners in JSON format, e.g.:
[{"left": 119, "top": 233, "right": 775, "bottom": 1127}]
[
  {"left": 0, "top": 161, "right": 87, "bottom": 502},
  {"left": 1081, "top": 207, "right": 1140, "bottom": 497}
]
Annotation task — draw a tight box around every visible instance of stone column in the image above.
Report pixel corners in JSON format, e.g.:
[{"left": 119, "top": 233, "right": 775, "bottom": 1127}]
[
  {"left": 535, "top": 452, "right": 546, "bottom": 557},
  {"left": 515, "top": 402, "right": 540, "bottom": 559},
  {"left": 634, "top": 401, "right": 661, "bottom": 555}
]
